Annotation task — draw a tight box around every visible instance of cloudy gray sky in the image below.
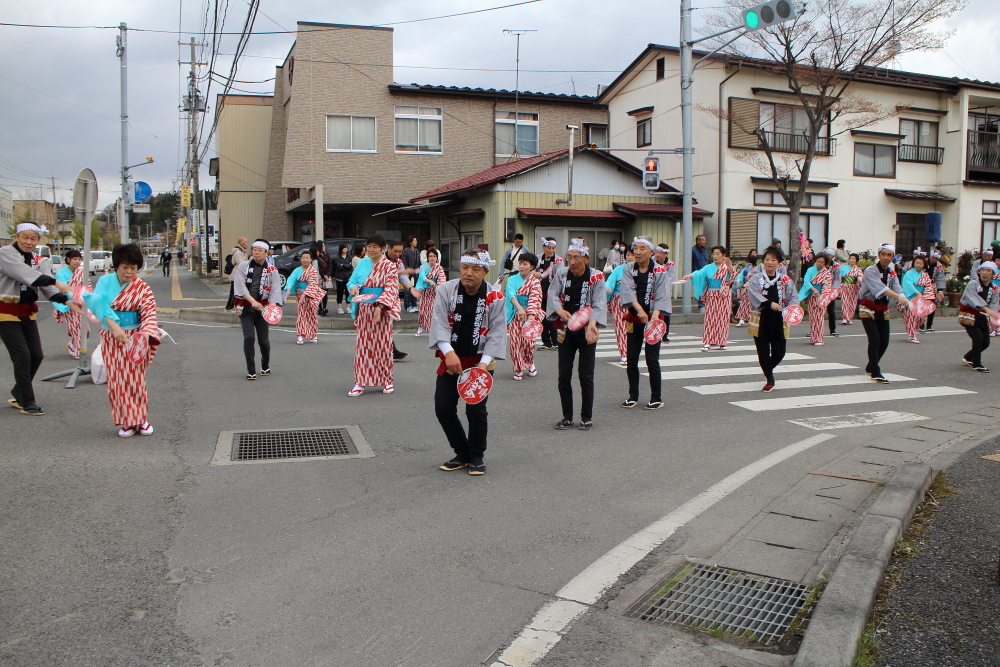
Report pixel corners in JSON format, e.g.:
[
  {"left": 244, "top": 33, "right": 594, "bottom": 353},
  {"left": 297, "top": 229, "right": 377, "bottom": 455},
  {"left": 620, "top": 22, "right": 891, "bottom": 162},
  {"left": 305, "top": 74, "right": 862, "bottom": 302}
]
[{"left": 1, "top": 0, "right": 996, "bottom": 209}]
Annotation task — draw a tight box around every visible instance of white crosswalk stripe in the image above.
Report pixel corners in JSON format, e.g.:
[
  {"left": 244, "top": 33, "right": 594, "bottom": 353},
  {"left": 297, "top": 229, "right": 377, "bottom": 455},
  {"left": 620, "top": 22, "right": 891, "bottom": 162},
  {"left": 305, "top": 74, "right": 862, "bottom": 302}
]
[
  {"left": 730, "top": 386, "right": 975, "bottom": 412},
  {"left": 597, "top": 345, "right": 756, "bottom": 358},
  {"left": 649, "top": 362, "right": 854, "bottom": 381},
  {"left": 789, "top": 411, "right": 928, "bottom": 430},
  {"left": 684, "top": 373, "right": 914, "bottom": 395}
]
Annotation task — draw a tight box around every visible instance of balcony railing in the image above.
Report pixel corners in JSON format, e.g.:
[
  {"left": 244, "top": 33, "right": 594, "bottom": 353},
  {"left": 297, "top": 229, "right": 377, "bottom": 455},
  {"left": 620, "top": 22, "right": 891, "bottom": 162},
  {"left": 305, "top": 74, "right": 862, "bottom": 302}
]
[
  {"left": 899, "top": 143, "right": 945, "bottom": 165},
  {"left": 761, "top": 131, "right": 835, "bottom": 156},
  {"left": 968, "top": 130, "right": 1000, "bottom": 172}
]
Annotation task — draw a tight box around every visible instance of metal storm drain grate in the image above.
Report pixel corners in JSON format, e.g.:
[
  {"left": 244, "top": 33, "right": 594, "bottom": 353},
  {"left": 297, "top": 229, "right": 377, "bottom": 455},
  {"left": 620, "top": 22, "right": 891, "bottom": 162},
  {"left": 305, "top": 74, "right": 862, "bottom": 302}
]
[
  {"left": 625, "top": 563, "right": 814, "bottom": 645},
  {"left": 211, "top": 426, "right": 374, "bottom": 465}
]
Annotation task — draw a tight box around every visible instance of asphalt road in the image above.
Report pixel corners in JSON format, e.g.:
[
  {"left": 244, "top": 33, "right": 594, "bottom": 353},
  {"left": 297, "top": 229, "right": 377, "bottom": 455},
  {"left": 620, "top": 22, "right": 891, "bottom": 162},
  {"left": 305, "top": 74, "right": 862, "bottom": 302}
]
[{"left": 2, "top": 268, "right": 997, "bottom": 666}]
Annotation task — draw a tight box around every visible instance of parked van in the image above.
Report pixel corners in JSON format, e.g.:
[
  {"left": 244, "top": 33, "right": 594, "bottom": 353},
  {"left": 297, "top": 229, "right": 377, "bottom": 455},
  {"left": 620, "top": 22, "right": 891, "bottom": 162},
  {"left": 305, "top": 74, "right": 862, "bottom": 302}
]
[{"left": 89, "top": 250, "right": 112, "bottom": 275}]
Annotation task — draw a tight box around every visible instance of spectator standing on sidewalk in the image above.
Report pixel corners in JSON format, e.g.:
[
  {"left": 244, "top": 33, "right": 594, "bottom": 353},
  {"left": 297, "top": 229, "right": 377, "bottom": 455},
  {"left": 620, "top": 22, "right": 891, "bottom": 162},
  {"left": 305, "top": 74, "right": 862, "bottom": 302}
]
[
  {"left": 160, "top": 248, "right": 172, "bottom": 276},
  {"left": 691, "top": 234, "right": 708, "bottom": 311},
  {"left": 225, "top": 237, "right": 248, "bottom": 311},
  {"left": 402, "top": 236, "right": 422, "bottom": 313},
  {"left": 312, "top": 240, "right": 332, "bottom": 316},
  {"left": 420, "top": 239, "right": 436, "bottom": 264},
  {"left": 500, "top": 234, "right": 530, "bottom": 288},
  {"left": 332, "top": 243, "right": 354, "bottom": 315}
]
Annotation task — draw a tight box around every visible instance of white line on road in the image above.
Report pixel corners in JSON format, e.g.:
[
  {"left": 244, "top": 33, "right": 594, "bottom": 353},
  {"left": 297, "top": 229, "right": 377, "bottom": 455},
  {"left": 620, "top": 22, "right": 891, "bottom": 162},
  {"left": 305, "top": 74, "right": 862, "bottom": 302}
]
[
  {"left": 730, "top": 386, "right": 975, "bottom": 412},
  {"left": 595, "top": 346, "right": 756, "bottom": 358},
  {"left": 646, "top": 362, "right": 855, "bottom": 380},
  {"left": 489, "top": 433, "right": 837, "bottom": 667},
  {"left": 634, "top": 352, "right": 814, "bottom": 368},
  {"left": 789, "top": 411, "right": 929, "bottom": 430},
  {"left": 684, "top": 373, "right": 913, "bottom": 395}
]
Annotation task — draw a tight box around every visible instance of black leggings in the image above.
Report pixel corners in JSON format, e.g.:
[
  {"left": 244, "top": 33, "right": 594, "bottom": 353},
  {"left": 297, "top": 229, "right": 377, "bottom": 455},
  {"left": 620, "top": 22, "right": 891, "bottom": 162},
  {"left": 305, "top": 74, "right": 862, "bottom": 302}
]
[
  {"left": 963, "top": 315, "right": 991, "bottom": 368},
  {"left": 0, "top": 317, "right": 44, "bottom": 407},
  {"left": 826, "top": 299, "right": 838, "bottom": 334},
  {"left": 336, "top": 280, "right": 348, "bottom": 305},
  {"left": 862, "top": 315, "right": 890, "bottom": 377},
  {"left": 753, "top": 333, "right": 786, "bottom": 381},
  {"left": 240, "top": 310, "right": 271, "bottom": 373},
  {"left": 626, "top": 324, "right": 662, "bottom": 402},
  {"left": 557, "top": 329, "right": 597, "bottom": 422}
]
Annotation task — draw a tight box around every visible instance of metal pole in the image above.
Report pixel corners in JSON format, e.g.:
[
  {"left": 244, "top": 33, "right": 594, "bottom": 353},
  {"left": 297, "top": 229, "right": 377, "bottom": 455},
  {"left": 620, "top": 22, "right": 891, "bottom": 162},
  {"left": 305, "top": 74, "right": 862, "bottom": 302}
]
[
  {"left": 680, "top": 0, "right": 694, "bottom": 314},
  {"left": 118, "top": 22, "right": 130, "bottom": 244},
  {"left": 187, "top": 38, "right": 196, "bottom": 271}
]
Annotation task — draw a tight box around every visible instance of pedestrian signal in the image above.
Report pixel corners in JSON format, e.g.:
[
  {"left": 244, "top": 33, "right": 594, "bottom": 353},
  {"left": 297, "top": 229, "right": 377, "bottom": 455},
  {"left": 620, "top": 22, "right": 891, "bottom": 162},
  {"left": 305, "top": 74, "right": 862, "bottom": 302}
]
[{"left": 642, "top": 156, "right": 660, "bottom": 190}]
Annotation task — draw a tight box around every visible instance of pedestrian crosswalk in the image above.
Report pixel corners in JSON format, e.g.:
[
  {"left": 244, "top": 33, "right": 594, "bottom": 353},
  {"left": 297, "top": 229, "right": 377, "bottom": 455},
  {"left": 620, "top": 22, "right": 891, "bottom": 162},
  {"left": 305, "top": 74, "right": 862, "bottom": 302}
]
[{"left": 592, "top": 333, "right": 975, "bottom": 429}]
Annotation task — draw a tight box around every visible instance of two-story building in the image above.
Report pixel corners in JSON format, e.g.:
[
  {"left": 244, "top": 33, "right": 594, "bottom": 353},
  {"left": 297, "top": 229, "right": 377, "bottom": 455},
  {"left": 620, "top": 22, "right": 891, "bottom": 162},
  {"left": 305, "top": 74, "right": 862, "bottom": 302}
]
[
  {"left": 260, "top": 22, "right": 609, "bottom": 247},
  {"left": 598, "top": 44, "right": 1000, "bottom": 263}
]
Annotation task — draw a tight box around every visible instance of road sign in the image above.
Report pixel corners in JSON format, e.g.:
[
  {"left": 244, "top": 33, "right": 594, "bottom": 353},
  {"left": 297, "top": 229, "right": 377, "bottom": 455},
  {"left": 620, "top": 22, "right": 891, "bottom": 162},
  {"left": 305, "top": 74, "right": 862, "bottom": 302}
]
[
  {"left": 132, "top": 203, "right": 151, "bottom": 213},
  {"left": 134, "top": 181, "right": 152, "bottom": 203},
  {"left": 180, "top": 185, "right": 191, "bottom": 207}
]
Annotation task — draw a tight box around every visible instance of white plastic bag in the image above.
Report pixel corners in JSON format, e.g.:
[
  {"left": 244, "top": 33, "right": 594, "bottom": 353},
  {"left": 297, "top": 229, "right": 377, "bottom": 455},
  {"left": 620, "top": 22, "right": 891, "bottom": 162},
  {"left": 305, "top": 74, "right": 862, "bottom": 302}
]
[{"left": 91, "top": 343, "right": 107, "bottom": 385}]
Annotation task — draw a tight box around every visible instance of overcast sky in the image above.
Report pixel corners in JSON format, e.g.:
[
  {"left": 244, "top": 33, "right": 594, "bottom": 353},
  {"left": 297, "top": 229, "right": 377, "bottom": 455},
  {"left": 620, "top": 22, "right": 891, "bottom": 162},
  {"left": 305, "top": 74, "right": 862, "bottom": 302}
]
[{"left": 1, "top": 0, "right": 997, "bottom": 209}]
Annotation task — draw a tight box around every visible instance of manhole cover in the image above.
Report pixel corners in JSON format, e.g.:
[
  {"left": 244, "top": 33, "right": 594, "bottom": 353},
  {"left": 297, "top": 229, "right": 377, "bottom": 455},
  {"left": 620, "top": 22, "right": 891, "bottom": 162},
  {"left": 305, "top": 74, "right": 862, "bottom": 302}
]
[
  {"left": 625, "top": 563, "right": 814, "bottom": 645},
  {"left": 211, "top": 426, "right": 374, "bottom": 465}
]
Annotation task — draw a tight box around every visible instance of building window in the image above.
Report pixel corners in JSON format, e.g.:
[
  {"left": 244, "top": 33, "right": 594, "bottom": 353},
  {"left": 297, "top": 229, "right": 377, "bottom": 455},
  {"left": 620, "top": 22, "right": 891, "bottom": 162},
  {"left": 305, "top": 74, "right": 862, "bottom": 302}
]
[
  {"left": 983, "top": 200, "right": 1000, "bottom": 214},
  {"left": 326, "top": 115, "right": 376, "bottom": 152},
  {"left": 637, "top": 117, "right": 652, "bottom": 147},
  {"left": 753, "top": 190, "right": 827, "bottom": 208},
  {"left": 656, "top": 57, "right": 665, "bottom": 81},
  {"left": 984, "top": 219, "right": 1000, "bottom": 249},
  {"left": 586, "top": 123, "right": 608, "bottom": 148},
  {"left": 899, "top": 119, "right": 942, "bottom": 163},
  {"left": 757, "top": 212, "right": 827, "bottom": 252},
  {"left": 854, "top": 143, "right": 896, "bottom": 178},
  {"left": 394, "top": 106, "right": 442, "bottom": 153},
  {"left": 495, "top": 111, "right": 539, "bottom": 157},
  {"left": 760, "top": 102, "right": 831, "bottom": 154}
]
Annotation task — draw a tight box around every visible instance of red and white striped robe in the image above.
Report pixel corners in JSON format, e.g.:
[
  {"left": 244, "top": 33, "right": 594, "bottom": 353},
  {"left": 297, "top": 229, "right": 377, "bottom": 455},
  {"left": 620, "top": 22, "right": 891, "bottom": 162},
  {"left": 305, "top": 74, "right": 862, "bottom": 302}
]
[
  {"left": 54, "top": 267, "right": 90, "bottom": 356},
  {"left": 294, "top": 265, "right": 325, "bottom": 339},
  {"left": 609, "top": 294, "right": 628, "bottom": 360},
  {"left": 353, "top": 257, "right": 401, "bottom": 388},
  {"left": 702, "top": 264, "right": 735, "bottom": 346},
  {"left": 903, "top": 272, "right": 935, "bottom": 338},
  {"left": 736, "top": 287, "right": 752, "bottom": 322},
  {"left": 840, "top": 265, "right": 863, "bottom": 323},
  {"left": 100, "top": 278, "right": 158, "bottom": 427},
  {"left": 508, "top": 274, "right": 543, "bottom": 372},
  {"left": 418, "top": 264, "right": 446, "bottom": 331},
  {"left": 807, "top": 268, "right": 833, "bottom": 344}
]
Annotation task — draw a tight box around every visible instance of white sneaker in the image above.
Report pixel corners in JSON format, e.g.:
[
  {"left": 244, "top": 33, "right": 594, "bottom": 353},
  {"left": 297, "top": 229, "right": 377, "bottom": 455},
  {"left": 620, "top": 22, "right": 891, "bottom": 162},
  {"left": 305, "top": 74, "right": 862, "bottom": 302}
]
[{"left": 338, "top": 308, "right": 344, "bottom": 314}]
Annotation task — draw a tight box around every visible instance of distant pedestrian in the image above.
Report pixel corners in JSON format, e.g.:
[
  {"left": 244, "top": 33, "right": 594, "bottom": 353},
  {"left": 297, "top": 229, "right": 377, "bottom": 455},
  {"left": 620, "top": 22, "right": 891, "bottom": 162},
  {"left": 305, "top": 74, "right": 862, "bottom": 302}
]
[
  {"left": 834, "top": 239, "right": 850, "bottom": 265},
  {"left": 691, "top": 235, "right": 708, "bottom": 310},
  {"left": 284, "top": 250, "right": 325, "bottom": 344},
  {"left": 402, "top": 236, "right": 422, "bottom": 313},
  {"left": 859, "top": 244, "right": 909, "bottom": 383},
  {"left": 53, "top": 249, "right": 90, "bottom": 359},
  {"left": 505, "top": 251, "right": 542, "bottom": 380},
  {"left": 620, "top": 236, "right": 670, "bottom": 410},
  {"left": 420, "top": 239, "right": 436, "bottom": 265},
  {"left": 548, "top": 238, "right": 607, "bottom": 430},
  {"left": 747, "top": 246, "right": 799, "bottom": 392},
  {"left": 734, "top": 250, "right": 758, "bottom": 326},
  {"left": 160, "top": 248, "right": 172, "bottom": 276},
  {"left": 347, "top": 234, "right": 400, "bottom": 396},
  {"left": 500, "top": 233, "right": 530, "bottom": 287},
  {"left": 332, "top": 242, "right": 354, "bottom": 315},
  {"left": 959, "top": 260, "right": 999, "bottom": 372},
  {"left": 534, "top": 237, "right": 563, "bottom": 351},
  {"left": 312, "top": 240, "right": 332, "bottom": 316},
  {"left": 0, "top": 222, "right": 80, "bottom": 415},
  {"left": 233, "top": 240, "right": 282, "bottom": 380},
  {"left": 432, "top": 250, "right": 506, "bottom": 476},
  {"left": 225, "top": 237, "right": 248, "bottom": 311},
  {"left": 415, "top": 248, "right": 446, "bottom": 337},
  {"left": 824, "top": 247, "right": 842, "bottom": 338}
]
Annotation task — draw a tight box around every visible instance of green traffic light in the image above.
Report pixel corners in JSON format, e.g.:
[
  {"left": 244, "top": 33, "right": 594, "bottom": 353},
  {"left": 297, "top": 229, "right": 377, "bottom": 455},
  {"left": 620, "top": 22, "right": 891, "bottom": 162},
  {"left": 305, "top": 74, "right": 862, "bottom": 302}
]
[{"left": 745, "top": 11, "right": 760, "bottom": 29}]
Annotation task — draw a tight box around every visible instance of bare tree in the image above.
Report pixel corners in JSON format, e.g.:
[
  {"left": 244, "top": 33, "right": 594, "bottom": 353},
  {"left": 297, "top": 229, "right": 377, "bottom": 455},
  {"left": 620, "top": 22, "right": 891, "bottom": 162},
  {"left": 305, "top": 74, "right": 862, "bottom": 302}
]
[{"left": 703, "top": 0, "right": 968, "bottom": 281}]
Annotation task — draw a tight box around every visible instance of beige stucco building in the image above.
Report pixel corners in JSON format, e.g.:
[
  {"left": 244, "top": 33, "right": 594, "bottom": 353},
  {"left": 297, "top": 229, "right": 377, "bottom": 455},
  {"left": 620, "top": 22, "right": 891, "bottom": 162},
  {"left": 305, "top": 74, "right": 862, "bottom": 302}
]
[
  {"left": 260, "top": 22, "right": 609, "bottom": 246},
  {"left": 599, "top": 44, "right": 1000, "bottom": 267}
]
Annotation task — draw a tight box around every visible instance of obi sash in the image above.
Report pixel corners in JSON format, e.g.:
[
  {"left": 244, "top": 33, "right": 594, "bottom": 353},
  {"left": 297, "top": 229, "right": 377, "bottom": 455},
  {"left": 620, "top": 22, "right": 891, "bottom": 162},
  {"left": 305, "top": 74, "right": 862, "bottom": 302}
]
[
  {"left": 114, "top": 310, "right": 140, "bottom": 331},
  {"left": 707, "top": 278, "right": 723, "bottom": 290},
  {"left": 514, "top": 295, "right": 528, "bottom": 308},
  {"left": 296, "top": 280, "right": 308, "bottom": 291}
]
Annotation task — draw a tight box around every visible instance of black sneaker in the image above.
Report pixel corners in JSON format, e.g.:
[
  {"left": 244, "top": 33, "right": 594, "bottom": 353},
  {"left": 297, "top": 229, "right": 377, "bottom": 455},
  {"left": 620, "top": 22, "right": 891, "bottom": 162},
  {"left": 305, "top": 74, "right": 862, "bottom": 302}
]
[
  {"left": 621, "top": 399, "right": 638, "bottom": 408},
  {"left": 555, "top": 419, "right": 574, "bottom": 430},
  {"left": 927, "top": 327, "right": 935, "bottom": 332},
  {"left": 830, "top": 332, "right": 839, "bottom": 337},
  {"left": 975, "top": 366, "right": 990, "bottom": 373},
  {"left": 439, "top": 457, "right": 469, "bottom": 471},
  {"left": 247, "top": 373, "right": 257, "bottom": 381},
  {"left": 260, "top": 368, "right": 271, "bottom": 376},
  {"left": 645, "top": 401, "right": 664, "bottom": 410}
]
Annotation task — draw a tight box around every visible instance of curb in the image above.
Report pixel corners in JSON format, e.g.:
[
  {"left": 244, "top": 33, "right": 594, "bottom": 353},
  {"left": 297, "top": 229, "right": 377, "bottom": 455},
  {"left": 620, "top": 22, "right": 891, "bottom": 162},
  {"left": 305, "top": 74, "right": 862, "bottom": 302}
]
[{"left": 792, "top": 463, "right": 935, "bottom": 667}]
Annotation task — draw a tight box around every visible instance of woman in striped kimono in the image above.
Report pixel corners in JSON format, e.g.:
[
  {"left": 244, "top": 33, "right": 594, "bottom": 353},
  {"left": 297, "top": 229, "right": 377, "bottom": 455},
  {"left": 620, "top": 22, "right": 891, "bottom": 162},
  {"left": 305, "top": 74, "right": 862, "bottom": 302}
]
[
  {"left": 415, "top": 248, "right": 446, "bottom": 337},
  {"left": 506, "top": 252, "right": 543, "bottom": 380},
  {"left": 839, "top": 254, "right": 863, "bottom": 325},
  {"left": 284, "top": 250, "right": 326, "bottom": 344},
  {"left": 734, "top": 250, "right": 758, "bottom": 326},
  {"left": 83, "top": 244, "right": 159, "bottom": 438},
  {"left": 605, "top": 247, "right": 634, "bottom": 366},
  {"left": 683, "top": 246, "right": 735, "bottom": 351},
  {"left": 900, "top": 255, "right": 935, "bottom": 344},
  {"left": 53, "top": 249, "right": 89, "bottom": 359},
  {"left": 798, "top": 253, "right": 834, "bottom": 345},
  {"left": 347, "top": 234, "right": 401, "bottom": 396}
]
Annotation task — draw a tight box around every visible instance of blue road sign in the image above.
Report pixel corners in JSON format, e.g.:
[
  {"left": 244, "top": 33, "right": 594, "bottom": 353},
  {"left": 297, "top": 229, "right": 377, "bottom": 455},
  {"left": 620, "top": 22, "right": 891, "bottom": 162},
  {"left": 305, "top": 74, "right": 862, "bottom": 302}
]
[{"left": 134, "top": 181, "right": 152, "bottom": 203}]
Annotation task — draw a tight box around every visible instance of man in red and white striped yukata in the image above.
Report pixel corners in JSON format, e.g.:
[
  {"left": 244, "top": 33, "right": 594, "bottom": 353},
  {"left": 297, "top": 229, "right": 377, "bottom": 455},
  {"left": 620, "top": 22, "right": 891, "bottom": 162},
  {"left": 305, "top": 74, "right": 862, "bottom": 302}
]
[{"left": 348, "top": 234, "right": 401, "bottom": 396}]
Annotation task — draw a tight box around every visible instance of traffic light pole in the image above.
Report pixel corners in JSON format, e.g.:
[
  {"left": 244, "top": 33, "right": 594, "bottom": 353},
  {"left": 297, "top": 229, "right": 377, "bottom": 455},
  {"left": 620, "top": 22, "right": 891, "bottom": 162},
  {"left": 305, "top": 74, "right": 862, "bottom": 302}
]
[{"left": 680, "top": 0, "right": 694, "bottom": 314}]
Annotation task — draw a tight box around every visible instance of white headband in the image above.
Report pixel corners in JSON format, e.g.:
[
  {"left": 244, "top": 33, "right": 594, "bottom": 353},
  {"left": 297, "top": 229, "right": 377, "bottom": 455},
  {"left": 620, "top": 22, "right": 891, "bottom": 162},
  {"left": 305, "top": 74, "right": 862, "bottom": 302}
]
[
  {"left": 931, "top": 251, "right": 941, "bottom": 258},
  {"left": 979, "top": 261, "right": 998, "bottom": 273},
  {"left": 16, "top": 222, "right": 48, "bottom": 236},
  {"left": 540, "top": 238, "right": 557, "bottom": 247},
  {"left": 823, "top": 247, "right": 835, "bottom": 256},
  {"left": 878, "top": 244, "right": 896, "bottom": 254},
  {"left": 252, "top": 241, "right": 269, "bottom": 250},
  {"left": 632, "top": 237, "right": 656, "bottom": 251},
  {"left": 460, "top": 251, "right": 496, "bottom": 267},
  {"left": 568, "top": 237, "right": 590, "bottom": 257}
]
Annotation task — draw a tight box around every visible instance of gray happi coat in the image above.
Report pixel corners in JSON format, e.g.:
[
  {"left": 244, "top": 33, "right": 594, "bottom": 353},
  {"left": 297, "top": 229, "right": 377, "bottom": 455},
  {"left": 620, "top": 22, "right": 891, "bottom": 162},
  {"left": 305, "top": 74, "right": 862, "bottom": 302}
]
[
  {"left": 960, "top": 279, "right": 1000, "bottom": 312},
  {"left": 620, "top": 261, "right": 673, "bottom": 315},
  {"left": 233, "top": 259, "right": 285, "bottom": 305},
  {"left": 428, "top": 279, "right": 507, "bottom": 361},
  {"left": 0, "top": 244, "right": 62, "bottom": 304},
  {"left": 859, "top": 263, "right": 902, "bottom": 302},
  {"left": 545, "top": 265, "right": 608, "bottom": 327},
  {"left": 746, "top": 270, "right": 799, "bottom": 312}
]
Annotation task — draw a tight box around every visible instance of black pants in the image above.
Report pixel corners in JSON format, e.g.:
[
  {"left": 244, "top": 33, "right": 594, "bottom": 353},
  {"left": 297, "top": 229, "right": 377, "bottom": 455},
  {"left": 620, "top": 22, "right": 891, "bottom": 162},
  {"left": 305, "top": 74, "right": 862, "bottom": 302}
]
[
  {"left": 226, "top": 282, "right": 236, "bottom": 310},
  {"left": 162, "top": 261, "right": 171, "bottom": 276},
  {"left": 541, "top": 293, "right": 557, "bottom": 347},
  {"left": 336, "top": 280, "right": 348, "bottom": 305},
  {"left": 558, "top": 329, "right": 597, "bottom": 422},
  {"left": 435, "top": 370, "right": 491, "bottom": 460},
  {"left": 626, "top": 324, "right": 662, "bottom": 402},
  {"left": 963, "top": 315, "right": 991, "bottom": 367},
  {"left": 753, "top": 332, "right": 786, "bottom": 381},
  {"left": 0, "top": 317, "right": 44, "bottom": 408},
  {"left": 240, "top": 309, "right": 270, "bottom": 374},
  {"left": 862, "top": 315, "right": 890, "bottom": 377},
  {"left": 826, "top": 299, "right": 838, "bottom": 334},
  {"left": 662, "top": 312, "right": 671, "bottom": 337},
  {"left": 319, "top": 287, "right": 329, "bottom": 313},
  {"left": 925, "top": 311, "right": 935, "bottom": 329}
]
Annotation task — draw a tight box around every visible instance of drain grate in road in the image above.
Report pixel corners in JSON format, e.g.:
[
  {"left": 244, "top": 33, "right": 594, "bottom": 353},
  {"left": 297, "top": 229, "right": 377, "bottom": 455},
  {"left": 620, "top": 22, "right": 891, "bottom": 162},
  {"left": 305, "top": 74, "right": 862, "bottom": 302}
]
[
  {"left": 625, "top": 563, "right": 814, "bottom": 645},
  {"left": 211, "top": 426, "right": 374, "bottom": 465}
]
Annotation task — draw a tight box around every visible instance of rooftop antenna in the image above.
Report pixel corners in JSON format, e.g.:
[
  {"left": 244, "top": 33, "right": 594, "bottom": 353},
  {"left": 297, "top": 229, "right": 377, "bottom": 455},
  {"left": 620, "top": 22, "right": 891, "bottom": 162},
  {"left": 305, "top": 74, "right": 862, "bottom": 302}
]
[{"left": 503, "top": 29, "right": 536, "bottom": 160}]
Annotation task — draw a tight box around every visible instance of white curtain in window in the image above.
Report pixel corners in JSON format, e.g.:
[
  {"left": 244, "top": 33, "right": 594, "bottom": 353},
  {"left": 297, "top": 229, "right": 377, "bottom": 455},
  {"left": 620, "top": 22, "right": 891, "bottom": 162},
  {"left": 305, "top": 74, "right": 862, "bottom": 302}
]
[
  {"left": 773, "top": 213, "right": 790, "bottom": 249},
  {"left": 874, "top": 147, "right": 894, "bottom": 176},
  {"left": 395, "top": 118, "right": 418, "bottom": 151},
  {"left": 327, "top": 116, "right": 352, "bottom": 150},
  {"left": 855, "top": 145, "right": 874, "bottom": 175},
  {"left": 354, "top": 117, "right": 376, "bottom": 151},
  {"left": 419, "top": 119, "right": 442, "bottom": 152},
  {"left": 807, "top": 215, "right": 827, "bottom": 250},
  {"left": 495, "top": 123, "right": 516, "bottom": 155}
]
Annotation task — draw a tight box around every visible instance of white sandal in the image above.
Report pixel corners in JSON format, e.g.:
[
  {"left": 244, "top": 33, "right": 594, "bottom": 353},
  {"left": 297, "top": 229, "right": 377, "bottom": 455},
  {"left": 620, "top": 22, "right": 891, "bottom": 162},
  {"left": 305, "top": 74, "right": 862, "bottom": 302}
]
[
  {"left": 348, "top": 385, "right": 364, "bottom": 397},
  {"left": 118, "top": 426, "right": 136, "bottom": 438},
  {"left": 382, "top": 384, "right": 394, "bottom": 394}
]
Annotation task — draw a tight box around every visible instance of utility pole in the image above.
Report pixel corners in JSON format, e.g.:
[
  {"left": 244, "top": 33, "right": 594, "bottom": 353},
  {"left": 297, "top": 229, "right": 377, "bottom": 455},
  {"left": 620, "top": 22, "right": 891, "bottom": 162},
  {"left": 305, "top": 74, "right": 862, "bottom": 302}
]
[
  {"left": 680, "top": 0, "right": 694, "bottom": 314},
  {"left": 51, "top": 176, "right": 59, "bottom": 250},
  {"left": 118, "top": 22, "right": 130, "bottom": 244},
  {"left": 182, "top": 38, "right": 207, "bottom": 273}
]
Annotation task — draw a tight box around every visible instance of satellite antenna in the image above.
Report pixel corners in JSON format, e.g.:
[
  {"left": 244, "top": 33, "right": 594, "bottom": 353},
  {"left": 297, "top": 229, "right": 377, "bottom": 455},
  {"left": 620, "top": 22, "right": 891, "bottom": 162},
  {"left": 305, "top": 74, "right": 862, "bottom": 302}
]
[{"left": 503, "top": 29, "right": 537, "bottom": 161}]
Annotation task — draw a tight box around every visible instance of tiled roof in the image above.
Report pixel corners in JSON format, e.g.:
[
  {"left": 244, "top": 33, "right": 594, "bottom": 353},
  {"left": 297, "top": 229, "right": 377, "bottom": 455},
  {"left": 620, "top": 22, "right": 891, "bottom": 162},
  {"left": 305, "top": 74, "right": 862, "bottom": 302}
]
[
  {"left": 409, "top": 148, "right": 574, "bottom": 203},
  {"left": 613, "top": 203, "right": 714, "bottom": 217},
  {"left": 517, "top": 208, "right": 632, "bottom": 220},
  {"left": 388, "top": 84, "right": 599, "bottom": 103},
  {"left": 884, "top": 189, "right": 957, "bottom": 202}
]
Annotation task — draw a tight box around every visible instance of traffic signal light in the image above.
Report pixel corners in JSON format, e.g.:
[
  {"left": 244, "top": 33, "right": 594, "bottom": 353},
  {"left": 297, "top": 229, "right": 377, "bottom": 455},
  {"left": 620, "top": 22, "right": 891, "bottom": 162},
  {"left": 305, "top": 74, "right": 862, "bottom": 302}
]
[
  {"left": 642, "top": 156, "right": 660, "bottom": 190},
  {"left": 743, "top": 1, "right": 800, "bottom": 32}
]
